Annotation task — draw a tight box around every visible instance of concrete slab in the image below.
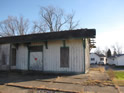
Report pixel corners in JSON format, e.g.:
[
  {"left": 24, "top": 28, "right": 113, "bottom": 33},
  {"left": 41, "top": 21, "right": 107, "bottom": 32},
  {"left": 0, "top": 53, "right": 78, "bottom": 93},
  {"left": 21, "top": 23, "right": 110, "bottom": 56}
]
[{"left": 0, "top": 70, "right": 119, "bottom": 93}]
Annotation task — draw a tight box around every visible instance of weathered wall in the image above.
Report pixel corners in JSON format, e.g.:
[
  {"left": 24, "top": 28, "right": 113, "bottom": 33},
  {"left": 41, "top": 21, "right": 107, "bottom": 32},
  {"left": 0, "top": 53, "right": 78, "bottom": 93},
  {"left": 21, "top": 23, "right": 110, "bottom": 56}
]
[
  {"left": 85, "top": 39, "right": 90, "bottom": 73},
  {"left": 16, "top": 44, "right": 28, "bottom": 70},
  {"left": 0, "top": 44, "right": 10, "bottom": 70},
  {"left": 43, "top": 39, "right": 84, "bottom": 73},
  {"left": 10, "top": 39, "right": 86, "bottom": 73}
]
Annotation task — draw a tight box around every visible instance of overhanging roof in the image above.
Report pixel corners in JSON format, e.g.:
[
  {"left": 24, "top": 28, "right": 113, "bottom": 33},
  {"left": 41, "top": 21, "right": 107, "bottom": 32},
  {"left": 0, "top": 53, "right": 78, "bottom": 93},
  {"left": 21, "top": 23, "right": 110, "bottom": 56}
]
[{"left": 0, "top": 29, "right": 96, "bottom": 44}]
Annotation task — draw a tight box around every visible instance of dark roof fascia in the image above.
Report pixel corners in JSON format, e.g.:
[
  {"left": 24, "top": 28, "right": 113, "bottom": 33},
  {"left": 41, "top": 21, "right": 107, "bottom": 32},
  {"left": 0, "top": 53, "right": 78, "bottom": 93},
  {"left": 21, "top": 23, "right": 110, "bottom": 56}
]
[
  {"left": 0, "top": 29, "right": 96, "bottom": 44},
  {"left": 116, "top": 54, "right": 124, "bottom": 57},
  {"left": 94, "top": 53, "right": 105, "bottom": 57},
  {"left": 8, "top": 37, "right": 85, "bottom": 45},
  {"left": 108, "top": 54, "right": 124, "bottom": 59},
  {"left": 98, "top": 55, "right": 105, "bottom": 57}
]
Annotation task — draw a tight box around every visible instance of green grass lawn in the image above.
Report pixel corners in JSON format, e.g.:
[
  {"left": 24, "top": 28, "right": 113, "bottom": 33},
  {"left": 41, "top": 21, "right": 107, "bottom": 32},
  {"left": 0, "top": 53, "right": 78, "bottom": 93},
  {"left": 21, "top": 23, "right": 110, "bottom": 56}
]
[
  {"left": 107, "top": 70, "right": 124, "bottom": 86},
  {"left": 115, "top": 71, "right": 124, "bottom": 80}
]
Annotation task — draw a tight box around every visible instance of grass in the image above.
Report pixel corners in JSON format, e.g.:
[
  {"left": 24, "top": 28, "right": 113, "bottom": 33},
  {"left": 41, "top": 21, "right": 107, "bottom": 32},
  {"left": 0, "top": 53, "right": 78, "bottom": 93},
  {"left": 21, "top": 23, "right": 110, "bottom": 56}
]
[
  {"left": 107, "top": 70, "right": 124, "bottom": 80},
  {"left": 113, "top": 71, "right": 124, "bottom": 86},
  {"left": 114, "top": 71, "right": 124, "bottom": 80},
  {"left": 107, "top": 70, "right": 124, "bottom": 86}
]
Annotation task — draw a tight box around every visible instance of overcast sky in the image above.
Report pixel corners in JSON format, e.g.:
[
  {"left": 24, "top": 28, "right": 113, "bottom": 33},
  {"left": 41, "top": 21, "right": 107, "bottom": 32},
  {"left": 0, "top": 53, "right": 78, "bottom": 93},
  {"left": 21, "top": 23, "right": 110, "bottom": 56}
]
[{"left": 1, "top": 0, "right": 124, "bottom": 52}]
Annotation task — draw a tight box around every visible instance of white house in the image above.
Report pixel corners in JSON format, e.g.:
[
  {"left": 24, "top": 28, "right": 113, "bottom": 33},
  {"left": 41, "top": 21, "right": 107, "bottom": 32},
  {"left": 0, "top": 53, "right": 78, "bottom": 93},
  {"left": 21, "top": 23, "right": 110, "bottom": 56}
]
[
  {"left": 90, "top": 53, "right": 106, "bottom": 64},
  {"left": 90, "top": 53, "right": 100, "bottom": 64},
  {"left": 107, "top": 57, "right": 115, "bottom": 65},
  {"left": 107, "top": 54, "right": 124, "bottom": 66},
  {"left": 0, "top": 29, "right": 96, "bottom": 74}
]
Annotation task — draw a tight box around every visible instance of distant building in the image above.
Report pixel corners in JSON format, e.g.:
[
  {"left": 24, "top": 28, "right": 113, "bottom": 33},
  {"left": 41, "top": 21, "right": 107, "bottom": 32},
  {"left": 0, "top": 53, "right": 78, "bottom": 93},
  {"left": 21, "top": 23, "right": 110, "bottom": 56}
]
[
  {"left": 90, "top": 53, "right": 107, "bottom": 65},
  {"left": 0, "top": 29, "right": 96, "bottom": 74},
  {"left": 107, "top": 54, "right": 124, "bottom": 66}
]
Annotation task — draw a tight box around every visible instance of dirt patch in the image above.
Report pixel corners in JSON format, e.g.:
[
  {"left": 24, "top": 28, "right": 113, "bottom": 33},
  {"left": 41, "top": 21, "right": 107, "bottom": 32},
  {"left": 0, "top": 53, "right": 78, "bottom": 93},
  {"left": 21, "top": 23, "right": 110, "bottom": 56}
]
[{"left": 90, "top": 66, "right": 105, "bottom": 72}]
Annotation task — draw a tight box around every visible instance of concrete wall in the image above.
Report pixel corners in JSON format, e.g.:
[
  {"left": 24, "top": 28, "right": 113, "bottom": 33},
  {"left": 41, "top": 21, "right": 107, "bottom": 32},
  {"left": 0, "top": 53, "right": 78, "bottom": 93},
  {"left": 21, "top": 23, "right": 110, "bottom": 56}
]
[{"left": 0, "top": 44, "right": 10, "bottom": 70}]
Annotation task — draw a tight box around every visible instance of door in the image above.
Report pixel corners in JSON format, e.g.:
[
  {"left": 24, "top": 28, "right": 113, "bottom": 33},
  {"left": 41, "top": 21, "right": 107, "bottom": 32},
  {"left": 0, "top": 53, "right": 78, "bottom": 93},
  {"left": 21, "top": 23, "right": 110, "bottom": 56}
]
[
  {"left": 29, "top": 52, "right": 42, "bottom": 71},
  {"left": 29, "top": 46, "right": 43, "bottom": 71}
]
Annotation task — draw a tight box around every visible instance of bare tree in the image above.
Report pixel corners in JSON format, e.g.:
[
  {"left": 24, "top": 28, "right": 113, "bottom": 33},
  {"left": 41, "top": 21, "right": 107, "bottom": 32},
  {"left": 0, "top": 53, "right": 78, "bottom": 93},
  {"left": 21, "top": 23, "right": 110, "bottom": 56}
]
[
  {"left": 16, "top": 16, "right": 29, "bottom": 35},
  {"left": 102, "top": 47, "right": 108, "bottom": 56},
  {"left": 0, "top": 16, "right": 29, "bottom": 36},
  {"left": 113, "top": 50, "right": 117, "bottom": 56},
  {"left": 0, "top": 16, "right": 17, "bottom": 36},
  {"left": 32, "top": 6, "right": 79, "bottom": 33},
  {"left": 32, "top": 21, "right": 47, "bottom": 33},
  {"left": 67, "top": 12, "right": 79, "bottom": 30},
  {"left": 94, "top": 47, "right": 102, "bottom": 55},
  {"left": 111, "top": 43, "right": 122, "bottom": 54}
]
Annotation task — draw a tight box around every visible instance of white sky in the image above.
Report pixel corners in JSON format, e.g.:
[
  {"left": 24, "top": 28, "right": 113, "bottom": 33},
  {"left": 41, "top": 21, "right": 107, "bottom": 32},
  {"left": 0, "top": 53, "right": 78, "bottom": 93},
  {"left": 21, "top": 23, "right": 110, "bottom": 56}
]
[{"left": 92, "top": 25, "right": 124, "bottom": 53}]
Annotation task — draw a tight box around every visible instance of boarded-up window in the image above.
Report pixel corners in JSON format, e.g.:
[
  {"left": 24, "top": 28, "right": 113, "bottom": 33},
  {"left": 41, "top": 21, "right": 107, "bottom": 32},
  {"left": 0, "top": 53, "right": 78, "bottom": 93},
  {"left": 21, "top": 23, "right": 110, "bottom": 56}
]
[
  {"left": 60, "top": 47, "right": 69, "bottom": 67},
  {"left": 11, "top": 48, "right": 16, "bottom": 66}
]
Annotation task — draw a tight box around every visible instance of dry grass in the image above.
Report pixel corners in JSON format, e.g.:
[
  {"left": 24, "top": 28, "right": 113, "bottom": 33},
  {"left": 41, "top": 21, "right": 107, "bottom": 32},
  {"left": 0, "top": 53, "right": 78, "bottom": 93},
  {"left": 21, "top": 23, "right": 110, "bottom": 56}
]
[
  {"left": 107, "top": 70, "right": 122, "bottom": 93},
  {"left": 107, "top": 69, "right": 115, "bottom": 80},
  {"left": 27, "top": 88, "right": 37, "bottom": 93},
  {"left": 90, "top": 67, "right": 105, "bottom": 72},
  {"left": 113, "top": 79, "right": 124, "bottom": 86},
  {"left": 99, "top": 67, "right": 105, "bottom": 72},
  {"left": 55, "top": 76, "right": 62, "bottom": 81},
  {"left": 83, "top": 91, "right": 97, "bottom": 93},
  {"left": 79, "top": 89, "right": 84, "bottom": 93},
  {"left": 84, "top": 80, "right": 113, "bottom": 86}
]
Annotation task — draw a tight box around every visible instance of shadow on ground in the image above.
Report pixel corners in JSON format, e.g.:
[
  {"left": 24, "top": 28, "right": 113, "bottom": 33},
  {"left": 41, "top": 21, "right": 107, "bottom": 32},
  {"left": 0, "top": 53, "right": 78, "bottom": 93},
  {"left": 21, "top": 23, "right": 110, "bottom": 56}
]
[{"left": 0, "top": 70, "right": 76, "bottom": 85}]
